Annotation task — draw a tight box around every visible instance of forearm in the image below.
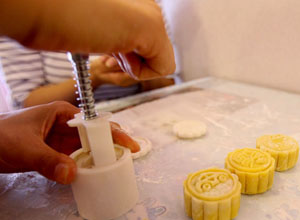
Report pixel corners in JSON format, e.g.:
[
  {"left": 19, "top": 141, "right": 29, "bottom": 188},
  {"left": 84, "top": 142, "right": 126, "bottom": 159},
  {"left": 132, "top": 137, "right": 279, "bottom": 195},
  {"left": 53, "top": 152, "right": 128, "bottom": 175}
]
[
  {"left": 0, "top": 0, "right": 175, "bottom": 79},
  {"left": 23, "top": 79, "right": 77, "bottom": 107},
  {"left": 0, "top": 0, "right": 147, "bottom": 53},
  {"left": 23, "top": 74, "right": 102, "bottom": 107}
]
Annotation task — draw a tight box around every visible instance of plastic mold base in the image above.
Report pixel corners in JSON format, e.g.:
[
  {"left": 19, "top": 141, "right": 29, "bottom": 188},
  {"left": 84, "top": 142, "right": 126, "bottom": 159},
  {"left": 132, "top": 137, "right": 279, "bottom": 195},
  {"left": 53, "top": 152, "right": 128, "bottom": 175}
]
[
  {"left": 184, "top": 167, "right": 241, "bottom": 220},
  {"left": 68, "top": 112, "right": 139, "bottom": 220},
  {"left": 70, "top": 146, "right": 139, "bottom": 220}
]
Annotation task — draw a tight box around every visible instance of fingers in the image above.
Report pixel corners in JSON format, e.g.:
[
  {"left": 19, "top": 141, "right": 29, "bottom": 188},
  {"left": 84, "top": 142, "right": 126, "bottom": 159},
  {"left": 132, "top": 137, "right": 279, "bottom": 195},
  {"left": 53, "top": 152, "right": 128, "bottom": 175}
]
[
  {"left": 113, "top": 53, "right": 128, "bottom": 74},
  {"left": 0, "top": 135, "right": 77, "bottom": 184},
  {"left": 91, "top": 55, "right": 122, "bottom": 75},
  {"left": 137, "top": 41, "right": 176, "bottom": 79},
  {"left": 43, "top": 101, "right": 80, "bottom": 140},
  {"left": 97, "top": 55, "right": 109, "bottom": 63},
  {"left": 44, "top": 101, "right": 80, "bottom": 120},
  {"left": 98, "top": 72, "right": 138, "bottom": 87},
  {"left": 92, "top": 55, "right": 139, "bottom": 87},
  {"left": 113, "top": 44, "right": 176, "bottom": 80},
  {"left": 110, "top": 121, "right": 121, "bottom": 129},
  {"left": 44, "top": 102, "right": 81, "bottom": 155},
  {"left": 26, "top": 102, "right": 79, "bottom": 184},
  {"left": 0, "top": 101, "right": 79, "bottom": 184},
  {"left": 105, "top": 57, "right": 118, "bottom": 68},
  {"left": 112, "top": 1, "right": 176, "bottom": 80},
  {"left": 98, "top": 55, "right": 118, "bottom": 68},
  {"left": 110, "top": 122, "right": 140, "bottom": 153},
  {"left": 29, "top": 141, "right": 77, "bottom": 184}
]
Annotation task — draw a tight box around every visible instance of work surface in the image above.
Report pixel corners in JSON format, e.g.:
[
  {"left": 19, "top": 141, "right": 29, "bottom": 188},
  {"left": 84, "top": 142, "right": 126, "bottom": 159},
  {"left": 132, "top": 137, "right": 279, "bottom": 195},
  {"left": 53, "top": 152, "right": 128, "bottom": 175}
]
[{"left": 1, "top": 77, "right": 300, "bottom": 220}]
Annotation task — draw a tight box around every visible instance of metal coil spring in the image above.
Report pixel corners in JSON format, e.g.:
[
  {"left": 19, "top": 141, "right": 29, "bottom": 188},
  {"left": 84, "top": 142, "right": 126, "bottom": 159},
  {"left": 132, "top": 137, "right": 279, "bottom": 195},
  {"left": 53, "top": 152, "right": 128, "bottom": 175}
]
[{"left": 68, "top": 53, "right": 98, "bottom": 120}]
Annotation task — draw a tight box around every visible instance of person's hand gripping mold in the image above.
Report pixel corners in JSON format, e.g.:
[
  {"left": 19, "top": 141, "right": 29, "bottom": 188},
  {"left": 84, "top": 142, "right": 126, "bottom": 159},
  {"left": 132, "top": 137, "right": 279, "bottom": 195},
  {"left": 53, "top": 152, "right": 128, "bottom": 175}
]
[{"left": 0, "top": 101, "right": 139, "bottom": 184}]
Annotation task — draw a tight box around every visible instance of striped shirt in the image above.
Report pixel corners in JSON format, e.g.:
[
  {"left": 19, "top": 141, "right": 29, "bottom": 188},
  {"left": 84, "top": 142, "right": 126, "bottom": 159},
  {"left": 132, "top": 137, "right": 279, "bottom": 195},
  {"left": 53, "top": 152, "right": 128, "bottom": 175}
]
[{"left": 0, "top": 37, "right": 141, "bottom": 108}]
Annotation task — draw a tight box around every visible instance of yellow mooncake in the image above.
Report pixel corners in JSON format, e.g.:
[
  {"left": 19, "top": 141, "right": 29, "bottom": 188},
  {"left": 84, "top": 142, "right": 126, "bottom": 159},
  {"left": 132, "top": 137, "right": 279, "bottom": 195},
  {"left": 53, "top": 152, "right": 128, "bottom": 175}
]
[
  {"left": 256, "top": 134, "right": 299, "bottom": 171},
  {"left": 184, "top": 167, "right": 241, "bottom": 220},
  {"left": 225, "top": 148, "right": 275, "bottom": 194}
]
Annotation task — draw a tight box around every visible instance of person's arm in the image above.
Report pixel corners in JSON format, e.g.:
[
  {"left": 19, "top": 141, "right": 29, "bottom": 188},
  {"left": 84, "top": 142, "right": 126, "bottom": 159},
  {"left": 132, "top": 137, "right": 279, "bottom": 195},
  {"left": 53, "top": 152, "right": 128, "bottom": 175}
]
[
  {"left": 23, "top": 54, "right": 138, "bottom": 107},
  {"left": 23, "top": 70, "right": 108, "bottom": 107},
  {"left": 24, "top": 78, "right": 78, "bottom": 107},
  {"left": 0, "top": 0, "right": 175, "bottom": 80}
]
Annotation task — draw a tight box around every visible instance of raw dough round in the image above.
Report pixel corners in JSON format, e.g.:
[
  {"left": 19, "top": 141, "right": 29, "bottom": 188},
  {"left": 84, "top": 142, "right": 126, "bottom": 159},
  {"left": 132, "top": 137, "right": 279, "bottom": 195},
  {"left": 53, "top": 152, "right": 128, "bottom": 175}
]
[
  {"left": 114, "top": 136, "right": 152, "bottom": 160},
  {"left": 172, "top": 120, "right": 207, "bottom": 139}
]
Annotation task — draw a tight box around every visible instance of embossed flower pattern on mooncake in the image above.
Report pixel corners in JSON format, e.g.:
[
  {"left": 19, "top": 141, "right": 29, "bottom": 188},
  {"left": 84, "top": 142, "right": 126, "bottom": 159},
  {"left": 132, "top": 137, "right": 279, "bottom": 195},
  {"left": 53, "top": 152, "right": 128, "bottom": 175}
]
[
  {"left": 184, "top": 168, "right": 241, "bottom": 220},
  {"left": 225, "top": 148, "right": 275, "bottom": 194},
  {"left": 257, "top": 134, "right": 299, "bottom": 171}
]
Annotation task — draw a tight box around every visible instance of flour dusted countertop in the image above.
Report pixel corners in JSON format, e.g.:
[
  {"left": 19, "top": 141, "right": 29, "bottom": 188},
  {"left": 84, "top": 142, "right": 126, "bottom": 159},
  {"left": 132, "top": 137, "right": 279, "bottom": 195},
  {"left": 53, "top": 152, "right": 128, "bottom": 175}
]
[{"left": 1, "top": 77, "right": 300, "bottom": 220}]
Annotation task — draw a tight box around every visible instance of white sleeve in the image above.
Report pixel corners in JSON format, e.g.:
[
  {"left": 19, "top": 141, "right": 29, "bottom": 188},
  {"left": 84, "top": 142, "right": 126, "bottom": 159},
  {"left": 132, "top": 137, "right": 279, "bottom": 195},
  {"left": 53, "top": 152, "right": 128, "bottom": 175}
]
[
  {"left": 0, "top": 37, "right": 45, "bottom": 108},
  {"left": 155, "top": 0, "right": 182, "bottom": 84}
]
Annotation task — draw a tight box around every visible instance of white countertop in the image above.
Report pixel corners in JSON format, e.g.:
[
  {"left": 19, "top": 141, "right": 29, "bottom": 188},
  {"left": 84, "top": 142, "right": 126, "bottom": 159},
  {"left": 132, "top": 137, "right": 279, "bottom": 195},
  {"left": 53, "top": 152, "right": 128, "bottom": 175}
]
[{"left": 1, "top": 77, "right": 300, "bottom": 220}]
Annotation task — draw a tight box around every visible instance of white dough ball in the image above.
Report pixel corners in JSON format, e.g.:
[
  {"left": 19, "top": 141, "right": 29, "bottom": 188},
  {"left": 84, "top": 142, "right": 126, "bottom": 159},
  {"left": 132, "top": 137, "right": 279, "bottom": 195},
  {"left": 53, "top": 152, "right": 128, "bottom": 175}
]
[{"left": 173, "top": 120, "right": 207, "bottom": 139}]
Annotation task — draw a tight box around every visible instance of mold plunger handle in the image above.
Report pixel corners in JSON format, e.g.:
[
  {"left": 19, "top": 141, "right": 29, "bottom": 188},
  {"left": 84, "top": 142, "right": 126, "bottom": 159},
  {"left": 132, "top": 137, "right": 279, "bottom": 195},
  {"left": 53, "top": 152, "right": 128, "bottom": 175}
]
[
  {"left": 67, "top": 53, "right": 117, "bottom": 167},
  {"left": 67, "top": 53, "right": 98, "bottom": 120}
]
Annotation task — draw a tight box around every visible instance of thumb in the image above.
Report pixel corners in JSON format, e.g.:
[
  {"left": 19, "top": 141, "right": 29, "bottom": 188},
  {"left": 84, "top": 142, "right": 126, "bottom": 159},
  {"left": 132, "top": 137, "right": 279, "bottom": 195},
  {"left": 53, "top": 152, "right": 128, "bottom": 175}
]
[
  {"left": 29, "top": 141, "right": 77, "bottom": 184},
  {"left": 110, "top": 122, "right": 140, "bottom": 153}
]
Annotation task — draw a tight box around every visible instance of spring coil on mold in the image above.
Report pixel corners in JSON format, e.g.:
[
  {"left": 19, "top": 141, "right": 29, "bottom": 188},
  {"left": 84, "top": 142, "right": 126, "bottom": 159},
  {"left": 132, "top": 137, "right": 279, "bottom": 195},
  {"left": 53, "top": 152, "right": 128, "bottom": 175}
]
[{"left": 68, "top": 53, "right": 98, "bottom": 120}]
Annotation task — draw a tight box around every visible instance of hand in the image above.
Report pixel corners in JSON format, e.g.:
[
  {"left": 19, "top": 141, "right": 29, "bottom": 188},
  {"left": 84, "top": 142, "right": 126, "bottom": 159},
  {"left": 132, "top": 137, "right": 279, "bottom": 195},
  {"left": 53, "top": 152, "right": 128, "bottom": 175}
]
[
  {"left": 111, "top": 0, "right": 176, "bottom": 80},
  {"left": 90, "top": 55, "right": 138, "bottom": 88},
  {"left": 0, "top": 0, "right": 175, "bottom": 80},
  {"left": 110, "top": 122, "right": 140, "bottom": 153},
  {"left": 141, "top": 77, "right": 175, "bottom": 92},
  {"left": 0, "top": 101, "right": 139, "bottom": 184}
]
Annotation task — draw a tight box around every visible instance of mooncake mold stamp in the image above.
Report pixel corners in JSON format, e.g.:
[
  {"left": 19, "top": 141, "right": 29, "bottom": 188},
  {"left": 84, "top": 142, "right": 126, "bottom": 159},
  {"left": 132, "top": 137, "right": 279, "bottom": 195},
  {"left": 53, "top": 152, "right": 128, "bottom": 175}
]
[
  {"left": 225, "top": 148, "right": 275, "bottom": 194},
  {"left": 184, "top": 168, "right": 241, "bottom": 220},
  {"left": 256, "top": 134, "right": 299, "bottom": 171},
  {"left": 173, "top": 120, "right": 207, "bottom": 139}
]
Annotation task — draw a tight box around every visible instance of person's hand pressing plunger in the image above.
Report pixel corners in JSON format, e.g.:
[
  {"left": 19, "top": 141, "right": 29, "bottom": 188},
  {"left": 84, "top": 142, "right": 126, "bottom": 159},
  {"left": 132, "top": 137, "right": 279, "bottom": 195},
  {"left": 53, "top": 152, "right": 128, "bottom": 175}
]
[{"left": 0, "top": 0, "right": 175, "bottom": 80}]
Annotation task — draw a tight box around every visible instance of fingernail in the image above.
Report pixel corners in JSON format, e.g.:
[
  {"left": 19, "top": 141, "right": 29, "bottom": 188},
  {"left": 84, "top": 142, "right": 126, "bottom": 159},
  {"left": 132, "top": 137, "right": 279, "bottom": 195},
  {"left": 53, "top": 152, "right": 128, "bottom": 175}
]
[
  {"left": 132, "top": 141, "right": 141, "bottom": 153},
  {"left": 54, "top": 163, "right": 69, "bottom": 184},
  {"left": 105, "top": 58, "right": 117, "bottom": 68}
]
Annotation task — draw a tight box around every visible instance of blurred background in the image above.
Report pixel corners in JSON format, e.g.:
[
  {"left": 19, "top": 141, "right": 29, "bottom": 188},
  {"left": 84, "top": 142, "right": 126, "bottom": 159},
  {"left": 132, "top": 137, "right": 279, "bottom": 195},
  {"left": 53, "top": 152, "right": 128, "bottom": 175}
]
[{"left": 161, "top": 0, "right": 300, "bottom": 91}]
